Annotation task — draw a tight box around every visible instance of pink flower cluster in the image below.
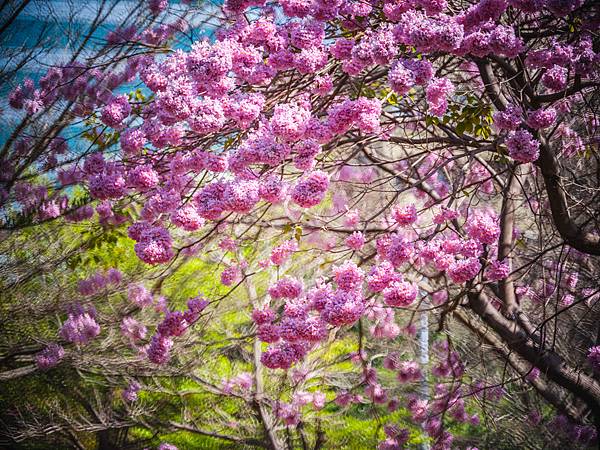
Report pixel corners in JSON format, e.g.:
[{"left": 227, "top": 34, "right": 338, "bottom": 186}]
[
  {"left": 291, "top": 170, "right": 330, "bottom": 208},
  {"left": 257, "top": 258, "right": 373, "bottom": 369},
  {"left": 588, "top": 346, "right": 600, "bottom": 372},
  {"left": 171, "top": 205, "right": 205, "bottom": 231},
  {"left": 131, "top": 224, "right": 174, "bottom": 264},
  {"left": 378, "top": 425, "right": 410, "bottom": 450},
  {"left": 269, "top": 277, "right": 304, "bottom": 299},
  {"left": 447, "top": 258, "right": 482, "bottom": 283},
  {"left": 270, "top": 101, "right": 311, "bottom": 142},
  {"left": 77, "top": 268, "right": 122, "bottom": 296},
  {"left": 383, "top": 280, "right": 418, "bottom": 307},
  {"left": 388, "top": 58, "right": 434, "bottom": 95},
  {"left": 397, "top": 360, "right": 423, "bottom": 383},
  {"left": 270, "top": 240, "right": 298, "bottom": 265},
  {"left": 147, "top": 297, "right": 208, "bottom": 365},
  {"left": 261, "top": 341, "right": 310, "bottom": 369},
  {"left": 505, "top": 129, "right": 540, "bottom": 163},
  {"left": 221, "top": 264, "right": 242, "bottom": 286},
  {"left": 426, "top": 77, "right": 454, "bottom": 117},
  {"left": 367, "top": 261, "right": 402, "bottom": 292},
  {"left": 101, "top": 95, "right": 131, "bottom": 128},
  {"left": 393, "top": 12, "right": 464, "bottom": 54},
  {"left": 493, "top": 103, "right": 522, "bottom": 131},
  {"left": 259, "top": 176, "right": 288, "bottom": 204},
  {"left": 35, "top": 344, "right": 65, "bottom": 370},
  {"left": 461, "top": 24, "right": 523, "bottom": 58},
  {"left": 333, "top": 261, "right": 364, "bottom": 291},
  {"left": 391, "top": 203, "right": 418, "bottom": 227},
  {"left": 121, "top": 316, "right": 147, "bottom": 342},
  {"left": 526, "top": 107, "right": 557, "bottom": 130},
  {"left": 542, "top": 65, "right": 568, "bottom": 92},
  {"left": 147, "top": 334, "right": 174, "bottom": 364},
  {"left": 345, "top": 231, "right": 365, "bottom": 250},
  {"left": 367, "top": 305, "right": 401, "bottom": 339},
  {"left": 59, "top": 306, "right": 101, "bottom": 345},
  {"left": 485, "top": 259, "right": 509, "bottom": 281},
  {"left": 122, "top": 381, "right": 141, "bottom": 402},
  {"left": 128, "top": 283, "right": 154, "bottom": 307},
  {"left": 465, "top": 211, "right": 500, "bottom": 245},
  {"left": 319, "top": 290, "right": 365, "bottom": 327},
  {"left": 326, "top": 98, "right": 382, "bottom": 135},
  {"left": 376, "top": 233, "right": 415, "bottom": 267},
  {"left": 222, "top": 372, "right": 253, "bottom": 394}
]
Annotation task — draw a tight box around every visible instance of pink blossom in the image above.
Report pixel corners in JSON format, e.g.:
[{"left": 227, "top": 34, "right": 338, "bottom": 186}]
[
  {"left": 60, "top": 312, "right": 100, "bottom": 345},
  {"left": 259, "top": 176, "right": 288, "bottom": 203},
  {"left": 431, "top": 290, "right": 448, "bottom": 306},
  {"left": 147, "top": 334, "right": 173, "bottom": 364},
  {"left": 526, "top": 367, "right": 540, "bottom": 382},
  {"left": 426, "top": 77, "right": 454, "bottom": 117},
  {"left": 588, "top": 346, "right": 600, "bottom": 372},
  {"left": 307, "top": 283, "right": 334, "bottom": 311},
  {"left": 526, "top": 107, "right": 557, "bottom": 129},
  {"left": 36, "top": 344, "right": 65, "bottom": 370},
  {"left": 321, "top": 290, "right": 364, "bottom": 326},
  {"left": 397, "top": 361, "right": 422, "bottom": 383},
  {"left": 493, "top": 103, "right": 523, "bottom": 131},
  {"left": 365, "top": 383, "right": 388, "bottom": 404},
  {"left": 188, "top": 98, "right": 225, "bottom": 134},
  {"left": 158, "top": 311, "right": 190, "bottom": 337},
  {"left": 122, "top": 381, "right": 141, "bottom": 402},
  {"left": 149, "top": 0, "right": 168, "bottom": 15},
  {"left": 171, "top": 205, "right": 205, "bottom": 231},
  {"left": 333, "top": 261, "right": 364, "bottom": 291},
  {"left": 377, "top": 233, "right": 415, "bottom": 267},
  {"left": 121, "top": 317, "right": 147, "bottom": 342},
  {"left": 344, "top": 209, "right": 361, "bottom": 228},
  {"left": 194, "top": 180, "right": 228, "bottom": 220},
  {"left": 367, "top": 261, "right": 401, "bottom": 292},
  {"left": 258, "top": 323, "right": 281, "bottom": 343},
  {"left": 542, "top": 65, "right": 567, "bottom": 91},
  {"left": 312, "top": 75, "right": 333, "bottom": 95},
  {"left": 392, "top": 203, "right": 418, "bottom": 227},
  {"left": 223, "top": 179, "right": 260, "bottom": 213},
  {"left": 345, "top": 231, "right": 365, "bottom": 250},
  {"left": 505, "top": 129, "right": 540, "bottom": 163},
  {"left": 407, "top": 397, "right": 429, "bottom": 422},
  {"left": 126, "top": 165, "right": 159, "bottom": 189},
  {"left": 261, "top": 342, "right": 307, "bottom": 369},
  {"left": 134, "top": 226, "right": 174, "bottom": 264},
  {"left": 383, "top": 281, "right": 418, "bottom": 307},
  {"left": 485, "top": 259, "right": 510, "bottom": 281},
  {"left": 221, "top": 265, "right": 242, "bottom": 286},
  {"left": 157, "top": 444, "right": 178, "bottom": 450},
  {"left": 252, "top": 307, "right": 276, "bottom": 325},
  {"left": 128, "top": 283, "right": 153, "bottom": 307},
  {"left": 465, "top": 212, "right": 500, "bottom": 245},
  {"left": 291, "top": 170, "right": 330, "bottom": 208},
  {"left": 88, "top": 171, "right": 127, "bottom": 200},
  {"left": 101, "top": 95, "right": 131, "bottom": 128},
  {"left": 269, "top": 277, "right": 304, "bottom": 299},
  {"left": 270, "top": 102, "right": 311, "bottom": 142},
  {"left": 447, "top": 258, "right": 481, "bottom": 283},
  {"left": 270, "top": 240, "right": 298, "bottom": 265}
]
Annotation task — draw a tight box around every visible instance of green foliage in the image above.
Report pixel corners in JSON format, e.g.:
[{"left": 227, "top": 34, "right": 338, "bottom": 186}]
[{"left": 443, "top": 94, "right": 493, "bottom": 138}]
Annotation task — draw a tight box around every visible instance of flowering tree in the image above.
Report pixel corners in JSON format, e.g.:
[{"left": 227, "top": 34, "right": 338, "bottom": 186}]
[{"left": 1, "top": 0, "right": 600, "bottom": 448}]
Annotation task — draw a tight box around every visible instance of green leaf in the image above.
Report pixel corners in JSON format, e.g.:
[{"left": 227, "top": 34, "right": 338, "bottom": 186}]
[{"left": 294, "top": 226, "right": 303, "bottom": 242}]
